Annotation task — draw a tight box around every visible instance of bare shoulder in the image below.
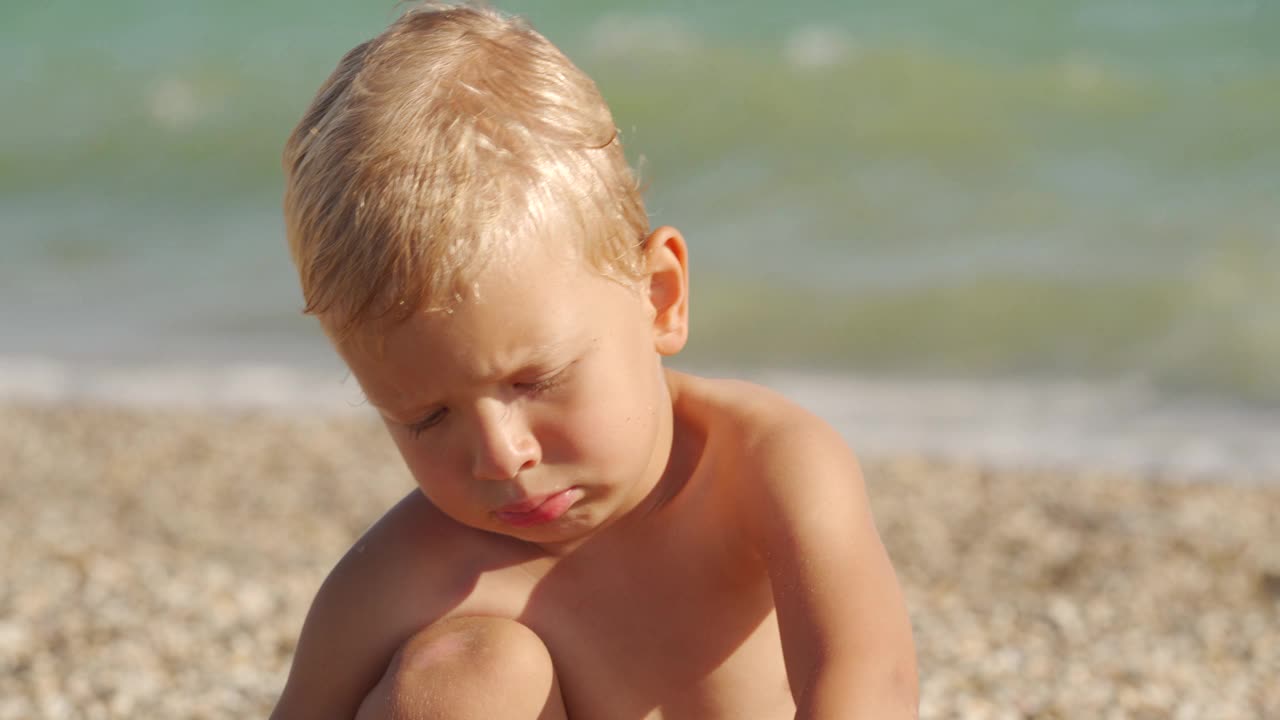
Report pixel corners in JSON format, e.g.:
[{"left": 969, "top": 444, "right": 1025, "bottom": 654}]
[
  {"left": 312, "top": 490, "right": 494, "bottom": 629},
  {"left": 670, "top": 372, "right": 867, "bottom": 544},
  {"left": 271, "top": 491, "right": 517, "bottom": 719},
  {"left": 672, "top": 371, "right": 857, "bottom": 473},
  {"left": 676, "top": 373, "right": 917, "bottom": 714}
]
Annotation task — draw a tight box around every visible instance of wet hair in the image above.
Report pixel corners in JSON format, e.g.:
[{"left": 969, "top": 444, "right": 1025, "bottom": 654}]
[{"left": 283, "top": 2, "right": 648, "bottom": 340}]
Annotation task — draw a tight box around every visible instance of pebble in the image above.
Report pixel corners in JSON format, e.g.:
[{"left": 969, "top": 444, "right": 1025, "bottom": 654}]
[{"left": 2, "top": 402, "right": 1278, "bottom": 718}]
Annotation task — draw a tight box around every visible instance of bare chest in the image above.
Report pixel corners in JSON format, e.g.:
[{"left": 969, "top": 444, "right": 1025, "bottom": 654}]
[{"left": 502, "top": 524, "right": 793, "bottom": 719}]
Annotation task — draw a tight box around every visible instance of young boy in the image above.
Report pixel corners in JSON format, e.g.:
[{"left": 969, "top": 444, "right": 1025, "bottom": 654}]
[{"left": 273, "top": 4, "right": 916, "bottom": 718}]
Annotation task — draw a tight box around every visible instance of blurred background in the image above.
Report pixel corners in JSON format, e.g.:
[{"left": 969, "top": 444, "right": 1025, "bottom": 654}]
[{"left": 3, "top": 0, "right": 1278, "bottom": 477}]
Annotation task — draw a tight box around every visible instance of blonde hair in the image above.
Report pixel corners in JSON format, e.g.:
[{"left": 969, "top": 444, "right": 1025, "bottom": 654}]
[{"left": 283, "top": 2, "right": 648, "bottom": 339}]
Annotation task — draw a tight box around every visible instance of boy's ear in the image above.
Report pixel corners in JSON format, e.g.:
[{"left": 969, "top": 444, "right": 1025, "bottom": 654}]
[{"left": 642, "top": 226, "right": 689, "bottom": 356}]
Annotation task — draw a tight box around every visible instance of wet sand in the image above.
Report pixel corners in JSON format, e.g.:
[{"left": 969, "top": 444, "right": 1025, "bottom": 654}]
[{"left": 2, "top": 401, "right": 1277, "bottom": 718}]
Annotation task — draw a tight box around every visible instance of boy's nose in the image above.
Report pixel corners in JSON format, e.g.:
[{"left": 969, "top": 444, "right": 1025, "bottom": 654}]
[{"left": 469, "top": 402, "right": 541, "bottom": 481}]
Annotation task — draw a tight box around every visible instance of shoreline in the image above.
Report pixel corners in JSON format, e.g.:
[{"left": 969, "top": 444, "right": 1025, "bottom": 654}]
[
  {"left": 3, "top": 400, "right": 1278, "bottom": 718},
  {"left": 5, "top": 354, "right": 1280, "bottom": 485}
]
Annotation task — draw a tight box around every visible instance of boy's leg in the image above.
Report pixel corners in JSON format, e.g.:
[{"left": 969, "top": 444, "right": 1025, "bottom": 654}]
[{"left": 355, "top": 616, "right": 569, "bottom": 720}]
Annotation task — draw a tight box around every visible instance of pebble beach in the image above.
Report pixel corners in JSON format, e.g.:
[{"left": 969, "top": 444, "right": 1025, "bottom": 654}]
[{"left": 3, "top": 400, "right": 1278, "bottom": 719}]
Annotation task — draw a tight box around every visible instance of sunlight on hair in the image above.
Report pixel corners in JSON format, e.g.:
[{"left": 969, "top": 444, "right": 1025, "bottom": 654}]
[{"left": 282, "top": 2, "right": 649, "bottom": 341}]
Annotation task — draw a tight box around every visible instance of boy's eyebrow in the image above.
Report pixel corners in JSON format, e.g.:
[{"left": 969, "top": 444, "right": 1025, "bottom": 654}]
[
  {"left": 371, "top": 338, "right": 585, "bottom": 419},
  {"left": 467, "top": 335, "right": 573, "bottom": 377}
]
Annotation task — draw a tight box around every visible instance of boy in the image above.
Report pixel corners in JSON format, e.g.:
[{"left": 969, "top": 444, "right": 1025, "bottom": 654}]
[{"left": 273, "top": 4, "right": 916, "bottom": 718}]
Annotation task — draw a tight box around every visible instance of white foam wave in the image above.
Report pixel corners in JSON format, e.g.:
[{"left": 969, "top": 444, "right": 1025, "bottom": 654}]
[
  {"left": 751, "top": 370, "right": 1280, "bottom": 484},
  {"left": 0, "top": 356, "right": 367, "bottom": 415},
  {"left": 3, "top": 355, "right": 1277, "bottom": 483},
  {"left": 146, "top": 76, "right": 205, "bottom": 132},
  {"left": 783, "top": 26, "right": 855, "bottom": 70},
  {"left": 586, "top": 14, "right": 699, "bottom": 59}
]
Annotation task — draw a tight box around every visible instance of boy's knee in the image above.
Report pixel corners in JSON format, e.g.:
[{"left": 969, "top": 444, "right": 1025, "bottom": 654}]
[
  {"left": 363, "top": 616, "right": 564, "bottom": 720},
  {"left": 399, "top": 616, "right": 551, "bottom": 678}
]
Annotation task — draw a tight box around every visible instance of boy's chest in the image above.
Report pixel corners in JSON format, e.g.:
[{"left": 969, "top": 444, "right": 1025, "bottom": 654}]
[{"left": 500, "top": 522, "right": 794, "bottom": 718}]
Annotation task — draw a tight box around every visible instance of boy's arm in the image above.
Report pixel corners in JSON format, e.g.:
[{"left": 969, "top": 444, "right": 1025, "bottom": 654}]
[
  {"left": 741, "top": 412, "right": 918, "bottom": 720},
  {"left": 271, "top": 492, "right": 466, "bottom": 720},
  {"left": 270, "top": 554, "right": 400, "bottom": 720}
]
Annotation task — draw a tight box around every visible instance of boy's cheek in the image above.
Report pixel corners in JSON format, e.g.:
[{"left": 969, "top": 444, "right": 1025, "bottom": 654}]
[
  {"left": 563, "top": 395, "right": 659, "bottom": 465},
  {"left": 386, "top": 426, "right": 428, "bottom": 468},
  {"left": 391, "top": 438, "right": 459, "bottom": 492}
]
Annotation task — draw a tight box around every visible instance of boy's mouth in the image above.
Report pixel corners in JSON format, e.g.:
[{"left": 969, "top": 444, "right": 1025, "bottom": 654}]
[{"left": 495, "top": 487, "right": 584, "bottom": 527}]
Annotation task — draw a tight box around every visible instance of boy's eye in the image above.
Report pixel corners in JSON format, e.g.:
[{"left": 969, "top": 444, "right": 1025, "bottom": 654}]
[
  {"left": 407, "top": 408, "right": 448, "bottom": 437},
  {"left": 518, "top": 364, "right": 573, "bottom": 395}
]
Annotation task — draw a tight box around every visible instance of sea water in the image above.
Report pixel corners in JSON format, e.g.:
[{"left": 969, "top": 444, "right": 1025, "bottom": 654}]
[{"left": 2, "top": 0, "right": 1278, "bottom": 478}]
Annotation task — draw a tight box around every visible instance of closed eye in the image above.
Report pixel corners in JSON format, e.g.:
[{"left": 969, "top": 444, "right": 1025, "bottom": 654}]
[
  {"left": 407, "top": 408, "right": 448, "bottom": 437},
  {"left": 517, "top": 362, "right": 575, "bottom": 397}
]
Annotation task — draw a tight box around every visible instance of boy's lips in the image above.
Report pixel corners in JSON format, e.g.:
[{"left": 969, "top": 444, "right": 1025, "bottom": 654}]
[{"left": 495, "top": 487, "right": 584, "bottom": 528}]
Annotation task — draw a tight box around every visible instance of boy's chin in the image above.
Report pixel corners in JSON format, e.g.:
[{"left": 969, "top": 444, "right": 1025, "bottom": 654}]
[
  {"left": 489, "top": 506, "right": 610, "bottom": 550},
  {"left": 493, "top": 515, "right": 597, "bottom": 545}
]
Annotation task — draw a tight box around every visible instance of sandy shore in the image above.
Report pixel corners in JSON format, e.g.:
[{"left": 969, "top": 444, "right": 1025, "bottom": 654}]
[{"left": 2, "top": 401, "right": 1277, "bottom": 719}]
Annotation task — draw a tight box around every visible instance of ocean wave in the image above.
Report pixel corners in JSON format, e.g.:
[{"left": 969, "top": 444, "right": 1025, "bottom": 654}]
[
  {"left": 584, "top": 13, "right": 701, "bottom": 59},
  {"left": 3, "top": 355, "right": 1277, "bottom": 482},
  {"left": 0, "top": 356, "right": 364, "bottom": 415}
]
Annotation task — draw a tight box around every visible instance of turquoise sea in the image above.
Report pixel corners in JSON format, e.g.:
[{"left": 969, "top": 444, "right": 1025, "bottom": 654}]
[{"left": 2, "top": 1, "right": 1278, "bottom": 476}]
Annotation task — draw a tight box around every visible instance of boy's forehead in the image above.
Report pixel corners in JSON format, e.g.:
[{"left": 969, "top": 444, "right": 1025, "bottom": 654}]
[
  {"left": 350, "top": 302, "right": 578, "bottom": 364},
  {"left": 336, "top": 239, "right": 583, "bottom": 348},
  {"left": 334, "top": 233, "right": 642, "bottom": 407},
  {"left": 339, "top": 291, "right": 593, "bottom": 413}
]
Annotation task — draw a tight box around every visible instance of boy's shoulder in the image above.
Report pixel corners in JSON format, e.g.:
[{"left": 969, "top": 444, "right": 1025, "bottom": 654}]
[
  {"left": 323, "top": 489, "right": 540, "bottom": 619},
  {"left": 330, "top": 488, "right": 504, "bottom": 578},
  {"left": 671, "top": 371, "right": 864, "bottom": 529},
  {"left": 670, "top": 373, "right": 916, "bottom": 716},
  {"left": 272, "top": 492, "right": 534, "bottom": 718},
  {"left": 677, "top": 369, "right": 865, "bottom": 491},
  {"left": 672, "top": 371, "right": 855, "bottom": 470}
]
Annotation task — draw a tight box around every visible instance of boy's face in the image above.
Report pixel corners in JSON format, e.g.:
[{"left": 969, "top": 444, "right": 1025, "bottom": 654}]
[{"left": 336, "top": 234, "right": 683, "bottom": 550}]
